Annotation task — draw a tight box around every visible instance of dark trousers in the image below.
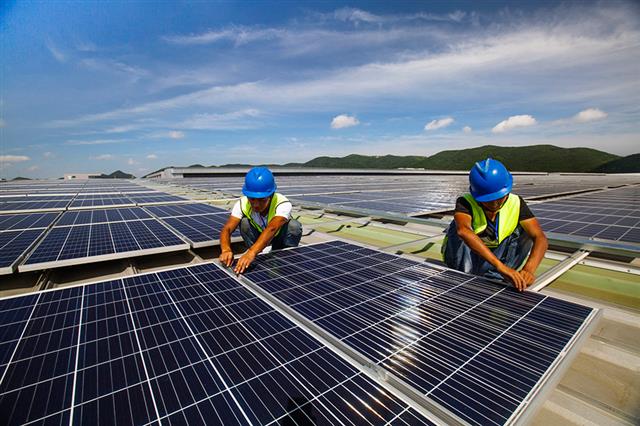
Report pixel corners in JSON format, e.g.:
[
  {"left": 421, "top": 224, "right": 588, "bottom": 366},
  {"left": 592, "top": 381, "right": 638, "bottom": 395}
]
[
  {"left": 443, "top": 221, "right": 533, "bottom": 279},
  {"left": 239, "top": 217, "right": 302, "bottom": 250}
]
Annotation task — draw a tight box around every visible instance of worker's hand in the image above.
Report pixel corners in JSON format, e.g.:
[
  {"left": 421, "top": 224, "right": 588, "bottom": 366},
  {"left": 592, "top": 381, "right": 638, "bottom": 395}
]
[
  {"left": 497, "top": 264, "right": 527, "bottom": 292},
  {"left": 234, "top": 251, "right": 256, "bottom": 275},
  {"left": 219, "top": 250, "right": 234, "bottom": 268},
  {"left": 518, "top": 269, "right": 536, "bottom": 287}
]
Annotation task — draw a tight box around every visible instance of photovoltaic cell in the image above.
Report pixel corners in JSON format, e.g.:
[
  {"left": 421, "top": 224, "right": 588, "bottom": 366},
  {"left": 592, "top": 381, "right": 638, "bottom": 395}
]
[
  {"left": 0, "top": 263, "right": 432, "bottom": 425},
  {"left": 242, "top": 241, "right": 596, "bottom": 425}
]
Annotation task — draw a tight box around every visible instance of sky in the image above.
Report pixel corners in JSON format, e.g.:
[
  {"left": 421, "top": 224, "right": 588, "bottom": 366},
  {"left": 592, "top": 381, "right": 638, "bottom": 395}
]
[{"left": 1, "top": 0, "right": 639, "bottom": 179}]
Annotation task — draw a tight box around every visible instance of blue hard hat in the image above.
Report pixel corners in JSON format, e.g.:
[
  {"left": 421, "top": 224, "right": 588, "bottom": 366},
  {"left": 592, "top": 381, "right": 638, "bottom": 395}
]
[
  {"left": 469, "top": 158, "right": 513, "bottom": 202},
  {"left": 242, "top": 167, "right": 277, "bottom": 198}
]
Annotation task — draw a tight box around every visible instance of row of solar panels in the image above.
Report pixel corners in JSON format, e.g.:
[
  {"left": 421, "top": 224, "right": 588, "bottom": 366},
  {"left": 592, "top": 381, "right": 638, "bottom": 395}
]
[
  {"left": 153, "top": 176, "right": 640, "bottom": 249},
  {"left": 0, "top": 181, "right": 149, "bottom": 196},
  {"left": 0, "top": 191, "right": 189, "bottom": 214},
  {"left": 0, "top": 203, "right": 238, "bottom": 275},
  {"left": 0, "top": 241, "right": 599, "bottom": 425}
]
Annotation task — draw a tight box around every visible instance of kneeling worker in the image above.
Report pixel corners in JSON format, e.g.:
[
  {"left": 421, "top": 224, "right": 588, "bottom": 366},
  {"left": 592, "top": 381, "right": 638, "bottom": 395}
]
[
  {"left": 219, "top": 167, "right": 302, "bottom": 274},
  {"left": 442, "top": 158, "right": 548, "bottom": 291}
]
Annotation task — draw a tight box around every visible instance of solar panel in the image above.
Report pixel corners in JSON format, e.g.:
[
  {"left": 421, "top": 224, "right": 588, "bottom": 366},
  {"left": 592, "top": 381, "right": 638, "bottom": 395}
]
[
  {"left": 240, "top": 241, "right": 599, "bottom": 425},
  {"left": 532, "top": 186, "right": 640, "bottom": 246},
  {"left": 19, "top": 218, "right": 189, "bottom": 272},
  {"left": 68, "top": 196, "right": 135, "bottom": 210},
  {"left": 0, "top": 212, "right": 59, "bottom": 232},
  {"left": 0, "top": 229, "right": 47, "bottom": 275},
  {"left": 0, "top": 264, "right": 433, "bottom": 425},
  {"left": 0, "top": 200, "right": 70, "bottom": 214},
  {"left": 144, "top": 203, "right": 228, "bottom": 218},
  {"left": 143, "top": 203, "right": 238, "bottom": 248},
  {"left": 56, "top": 207, "right": 151, "bottom": 226}
]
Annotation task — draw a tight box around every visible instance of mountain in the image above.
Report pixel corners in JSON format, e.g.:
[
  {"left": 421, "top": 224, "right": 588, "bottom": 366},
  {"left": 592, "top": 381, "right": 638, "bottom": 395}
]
[
  {"left": 94, "top": 170, "right": 135, "bottom": 179},
  {"left": 304, "top": 154, "right": 427, "bottom": 169},
  {"left": 301, "top": 145, "right": 620, "bottom": 172},
  {"left": 591, "top": 153, "right": 640, "bottom": 173}
]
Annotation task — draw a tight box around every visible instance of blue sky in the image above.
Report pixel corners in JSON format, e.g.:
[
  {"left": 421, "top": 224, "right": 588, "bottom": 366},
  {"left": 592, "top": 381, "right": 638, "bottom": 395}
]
[{"left": 1, "top": 0, "right": 639, "bottom": 178}]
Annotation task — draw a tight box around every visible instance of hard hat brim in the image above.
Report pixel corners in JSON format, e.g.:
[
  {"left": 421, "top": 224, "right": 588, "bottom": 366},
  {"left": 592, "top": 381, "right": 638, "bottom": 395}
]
[
  {"left": 470, "top": 186, "right": 511, "bottom": 202},
  {"left": 242, "top": 186, "right": 275, "bottom": 198}
]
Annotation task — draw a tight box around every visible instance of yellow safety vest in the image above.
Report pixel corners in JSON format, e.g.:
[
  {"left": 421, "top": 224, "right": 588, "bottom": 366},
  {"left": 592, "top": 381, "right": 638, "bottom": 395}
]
[
  {"left": 240, "top": 193, "right": 289, "bottom": 236},
  {"left": 462, "top": 193, "right": 520, "bottom": 248},
  {"left": 442, "top": 193, "right": 520, "bottom": 259}
]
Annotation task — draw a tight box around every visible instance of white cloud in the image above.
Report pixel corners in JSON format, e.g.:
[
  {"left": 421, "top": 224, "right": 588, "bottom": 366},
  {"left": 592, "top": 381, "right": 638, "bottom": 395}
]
[
  {"left": 163, "top": 27, "right": 284, "bottom": 46},
  {"left": 0, "top": 155, "right": 30, "bottom": 162},
  {"left": 169, "top": 131, "right": 185, "bottom": 139},
  {"left": 425, "top": 117, "right": 454, "bottom": 131},
  {"left": 573, "top": 108, "right": 608, "bottom": 123},
  {"left": 27, "top": 165, "right": 39, "bottom": 172},
  {"left": 90, "top": 154, "right": 114, "bottom": 160},
  {"left": 80, "top": 59, "right": 148, "bottom": 81},
  {"left": 492, "top": 115, "right": 537, "bottom": 133},
  {"left": 65, "top": 139, "right": 126, "bottom": 145},
  {"left": 146, "top": 154, "right": 158, "bottom": 160},
  {"left": 176, "top": 109, "right": 261, "bottom": 130},
  {"left": 43, "top": 152, "right": 55, "bottom": 158},
  {"left": 331, "top": 114, "right": 360, "bottom": 129},
  {"left": 463, "top": 126, "right": 472, "bottom": 133},
  {"left": 45, "top": 38, "right": 66, "bottom": 63},
  {"left": 127, "top": 158, "right": 137, "bottom": 166},
  {"left": 333, "top": 7, "right": 384, "bottom": 24}
]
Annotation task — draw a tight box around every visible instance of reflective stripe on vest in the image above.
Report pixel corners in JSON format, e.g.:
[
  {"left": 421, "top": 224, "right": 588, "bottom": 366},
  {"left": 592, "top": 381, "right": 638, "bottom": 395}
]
[
  {"left": 240, "top": 193, "right": 289, "bottom": 236},
  {"left": 462, "top": 193, "right": 520, "bottom": 247}
]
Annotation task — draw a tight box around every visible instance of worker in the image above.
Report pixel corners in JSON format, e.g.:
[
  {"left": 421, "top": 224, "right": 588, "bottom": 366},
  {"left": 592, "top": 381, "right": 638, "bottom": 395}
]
[
  {"left": 442, "top": 158, "right": 548, "bottom": 291},
  {"left": 219, "top": 167, "right": 302, "bottom": 274}
]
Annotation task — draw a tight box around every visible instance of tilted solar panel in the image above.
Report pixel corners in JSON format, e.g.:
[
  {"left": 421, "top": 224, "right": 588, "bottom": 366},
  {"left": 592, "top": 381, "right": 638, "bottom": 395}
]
[
  {"left": 0, "top": 212, "right": 59, "bottom": 232},
  {"left": 145, "top": 203, "right": 228, "bottom": 218},
  {"left": 240, "top": 241, "right": 599, "bottom": 425},
  {"left": 0, "top": 264, "right": 432, "bottom": 425},
  {"left": 20, "top": 219, "right": 188, "bottom": 272},
  {"left": 0, "top": 229, "right": 47, "bottom": 275}
]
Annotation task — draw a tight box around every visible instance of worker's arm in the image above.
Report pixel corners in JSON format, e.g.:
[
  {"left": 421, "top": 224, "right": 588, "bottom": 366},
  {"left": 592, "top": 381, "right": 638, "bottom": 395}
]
[
  {"left": 518, "top": 217, "right": 548, "bottom": 286},
  {"left": 453, "top": 212, "right": 527, "bottom": 291},
  {"left": 234, "top": 216, "right": 288, "bottom": 274},
  {"left": 219, "top": 215, "right": 241, "bottom": 267}
]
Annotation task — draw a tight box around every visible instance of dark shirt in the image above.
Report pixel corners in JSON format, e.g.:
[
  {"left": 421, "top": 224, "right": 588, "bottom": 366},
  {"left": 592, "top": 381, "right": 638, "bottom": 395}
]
[{"left": 455, "top": 195, "right": 535, "bottom": 245}]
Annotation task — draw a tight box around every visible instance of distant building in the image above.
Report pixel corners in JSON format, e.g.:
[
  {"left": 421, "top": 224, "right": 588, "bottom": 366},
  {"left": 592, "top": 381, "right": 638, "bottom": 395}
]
[{"left": 63, "top": 173, "right": 100, "bottom": 180}]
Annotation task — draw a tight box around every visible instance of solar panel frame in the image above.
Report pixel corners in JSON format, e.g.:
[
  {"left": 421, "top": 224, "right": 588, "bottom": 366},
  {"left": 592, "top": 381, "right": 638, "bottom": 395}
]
[{"left": 237, "top": 240, "right": 601, "bottom": 426}]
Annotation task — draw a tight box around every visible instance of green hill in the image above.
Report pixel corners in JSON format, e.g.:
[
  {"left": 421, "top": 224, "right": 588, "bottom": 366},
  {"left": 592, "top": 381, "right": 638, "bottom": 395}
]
[
  {"left": 304, "top": 154, "right": 427, "bottom": 169},
  {"left": 302, "top": 145, "right": 620, "bottom": 172},
  {"left": 591, "top": 153, "right": 640, "bottom": 173}
]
